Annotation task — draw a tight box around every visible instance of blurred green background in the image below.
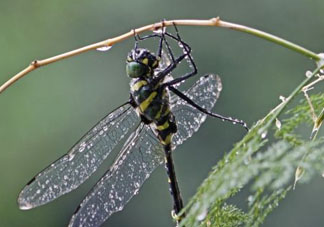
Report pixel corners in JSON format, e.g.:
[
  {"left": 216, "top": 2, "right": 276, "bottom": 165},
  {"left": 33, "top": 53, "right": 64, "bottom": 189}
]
[{"left": 1, "top": 0, "right": 324, "bottom": 226}]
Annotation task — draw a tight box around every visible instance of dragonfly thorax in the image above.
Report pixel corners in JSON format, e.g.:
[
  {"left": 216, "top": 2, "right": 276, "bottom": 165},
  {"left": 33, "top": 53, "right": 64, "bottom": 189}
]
[
  {"left": 126, "top": 48, "right": 160, "bottom": 78},
  {"left": 130, "top": 78, "right": 168, "bottom": 122}
]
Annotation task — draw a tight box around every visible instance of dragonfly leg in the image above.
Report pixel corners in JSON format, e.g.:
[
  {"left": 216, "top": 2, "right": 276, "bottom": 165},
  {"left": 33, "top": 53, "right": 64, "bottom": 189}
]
[
  {"left": 169, "top": 84, "right": 249, "bottom": 131},
  {"left": 132, "top": 22, "right": 165, "bottom": 60},
  {"left": 154, "top": 27, "right": 197, "bottom": 86}
]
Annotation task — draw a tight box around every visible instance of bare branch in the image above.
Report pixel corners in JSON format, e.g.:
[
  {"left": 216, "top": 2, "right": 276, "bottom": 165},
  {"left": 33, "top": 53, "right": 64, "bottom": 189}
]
[{"left": 1, "top": 17, "right": 319, "bottom": 94}]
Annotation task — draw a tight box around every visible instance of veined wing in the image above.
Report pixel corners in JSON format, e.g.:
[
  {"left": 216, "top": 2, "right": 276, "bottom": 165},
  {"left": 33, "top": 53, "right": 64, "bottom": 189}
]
[
  {"left": 158, "top": 50, "right": 171, "bottom": 71},
  {"left": 68, "top": 74, "right": 221, "bottom": 227},
  {"left": 69, "top": 124, "right": 164, "bottom": 227},
  {"left": 172, "top": 74, "right": 222, "bottom": 146},
  {"left": 18, "top": 102, "right": 139, "bottom": 210},
  {"left": 155, "top": 51, "right": 178, "bottom": 86}
]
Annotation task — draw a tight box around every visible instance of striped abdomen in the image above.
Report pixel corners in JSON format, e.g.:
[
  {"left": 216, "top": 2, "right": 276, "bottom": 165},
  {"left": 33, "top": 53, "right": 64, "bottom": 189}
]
[{"left": 130, "top": 78, "right": 177, "bottom": 148}]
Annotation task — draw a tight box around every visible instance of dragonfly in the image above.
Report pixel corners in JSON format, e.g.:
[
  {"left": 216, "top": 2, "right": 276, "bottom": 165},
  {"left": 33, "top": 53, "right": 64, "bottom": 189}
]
[{"left": 18, "top": 23, "right": 248, "bottom": 227}]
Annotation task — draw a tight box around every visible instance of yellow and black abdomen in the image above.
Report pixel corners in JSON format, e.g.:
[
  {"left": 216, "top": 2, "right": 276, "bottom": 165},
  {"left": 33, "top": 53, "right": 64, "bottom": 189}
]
[{"left": 130, "top": 78, "right": 177, "bottom": 148}]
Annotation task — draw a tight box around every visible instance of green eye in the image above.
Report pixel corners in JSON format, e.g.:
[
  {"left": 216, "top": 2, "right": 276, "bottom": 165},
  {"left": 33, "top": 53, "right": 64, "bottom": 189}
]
[{"left": 126, "top": 62, "right": 147, "bottom": 78}]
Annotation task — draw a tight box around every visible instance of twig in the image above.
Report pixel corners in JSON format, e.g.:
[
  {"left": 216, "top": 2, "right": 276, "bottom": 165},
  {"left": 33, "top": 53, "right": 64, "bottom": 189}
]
[
  {"left": 0, "top": 17, "right": 321, "bottom": 94},
  {"left": 301, "top": 74, "right": 324, "bottom": 134}
]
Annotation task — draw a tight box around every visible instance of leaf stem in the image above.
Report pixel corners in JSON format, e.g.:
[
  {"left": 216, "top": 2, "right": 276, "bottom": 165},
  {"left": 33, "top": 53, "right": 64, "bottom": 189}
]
[
  {"left": 217, "top": 20, "right": 320, "bottom": 61},
  {"left": 270, "top": 65, "right": 322, "bottom": 121}
]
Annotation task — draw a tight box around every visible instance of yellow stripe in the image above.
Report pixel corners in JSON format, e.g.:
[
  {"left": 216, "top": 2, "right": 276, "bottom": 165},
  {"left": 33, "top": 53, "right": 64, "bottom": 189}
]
[
  {"left": 142, "top": 58, "right": 148, "bottom": 65},
  {"left": 152, "top": 60, "right": 158, "bottom": 68},
  {"left": 163, "top": 107, "right": 170, "bottom": 116},
  {"left": 155, "top": 105, "right": 163, "bottom": 119},
  {"left": 139, "top": 91, "right": 157, "bottom": 112},
  {"left": 161, "top": 134, "right": 172, "bottom": 145},
  {"left": 131, "top": 80, "right": 147, "bottom": 92},
  {"left": 157, "top": 121, "right": 169, "bottom": 131}
]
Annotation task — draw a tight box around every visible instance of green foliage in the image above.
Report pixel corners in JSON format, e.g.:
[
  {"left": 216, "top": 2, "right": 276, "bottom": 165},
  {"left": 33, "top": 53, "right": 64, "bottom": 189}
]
[
  {"left": 275, "top": 93, "right": 324, "bottom": 145},
  {"left": 199, "top": 188, "right": 248, "bottom": 227},
  {"left": 245, "top": 187, "right": 290, "bottom": 227},
  {"left": 180, "top": 73, "right": 324, "bottom": 227},
  {"left": 201, "top": 204, "right": 248, "bottom": 227}
]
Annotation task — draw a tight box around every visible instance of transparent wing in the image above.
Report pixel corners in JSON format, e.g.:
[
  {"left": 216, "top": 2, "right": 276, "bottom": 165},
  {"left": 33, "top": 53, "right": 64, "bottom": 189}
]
[
  {"left": 68, "top": 74, "right": 221, "bottom": 227},
  {"left": 69, "top": 124, "right": 164, "bottom": 227},
  {"left": 156, "top": 50, "right": 192, "bottom": 88},
  {"left": 158, "top": 50, "right": 171, "bottom": 70},
  {"left": 18, "top": 103, "right": 140, "bottom": 210},
  {"left": 172, "top": 74, "right": 222, "bottom": 146},
  {"left": 155, "top": 50, "right": 177, "bottom": 85}
]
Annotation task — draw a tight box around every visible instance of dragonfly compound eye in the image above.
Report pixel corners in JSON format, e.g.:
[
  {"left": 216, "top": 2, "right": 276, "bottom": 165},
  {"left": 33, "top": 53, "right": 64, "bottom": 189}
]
[{"left": 126, "top": 61, "right": 148, "bottom": 78}]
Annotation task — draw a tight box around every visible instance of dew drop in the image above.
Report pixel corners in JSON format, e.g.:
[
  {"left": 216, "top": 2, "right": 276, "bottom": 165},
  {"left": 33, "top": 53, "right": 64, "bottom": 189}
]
[
  {"left": 153, "top": 28, "right": 163, "bottom": 34},
  {"left": 248, "top": 195, "right": 254, "bottom": 204},
  {"left": 275, "top": 118, "right": 281, "bottom": 130},
  {"left": 96, "top": 45, "right": 112, "bottom": 52},
  {"left": 133, "top": 189, "right": 139, "bottom": 195},
  {"left": 305, "top": 70, "right": 313, "bottom": 78},
  {"left": 261, "top": 131, "right": 267, "bottom": 139},
  {"left": 79, "top": 142, "right": 86, "bottom": 152},
  {"left": 68, "top": 152, "right": 76, "bottom": 161},
  {"left": 178, "top": 42, "right": 184, "bottom": 48},
  {"left": 197, "top": 209, "right": 207, "bottom": 221},
  {"left": 279, "top": 96, "right": 286, "bottom": 102},
  {"left": 19, "top": 201, "right": 33, "bottom": 210}
]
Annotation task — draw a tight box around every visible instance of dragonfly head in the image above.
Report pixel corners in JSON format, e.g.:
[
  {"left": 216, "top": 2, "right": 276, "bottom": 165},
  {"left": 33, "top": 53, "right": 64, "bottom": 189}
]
[{"left": 126, "top": 48, "right": 160, "bottom": 78}]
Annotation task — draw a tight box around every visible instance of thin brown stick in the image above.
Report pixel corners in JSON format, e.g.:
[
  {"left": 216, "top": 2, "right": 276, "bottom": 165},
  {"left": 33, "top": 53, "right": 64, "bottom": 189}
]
[
  {"left": 0, "top": 17, "right": 320, "bottom": 93},
  {"left": 0, "top": 18, "right": 221, "bottom": 93}
]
